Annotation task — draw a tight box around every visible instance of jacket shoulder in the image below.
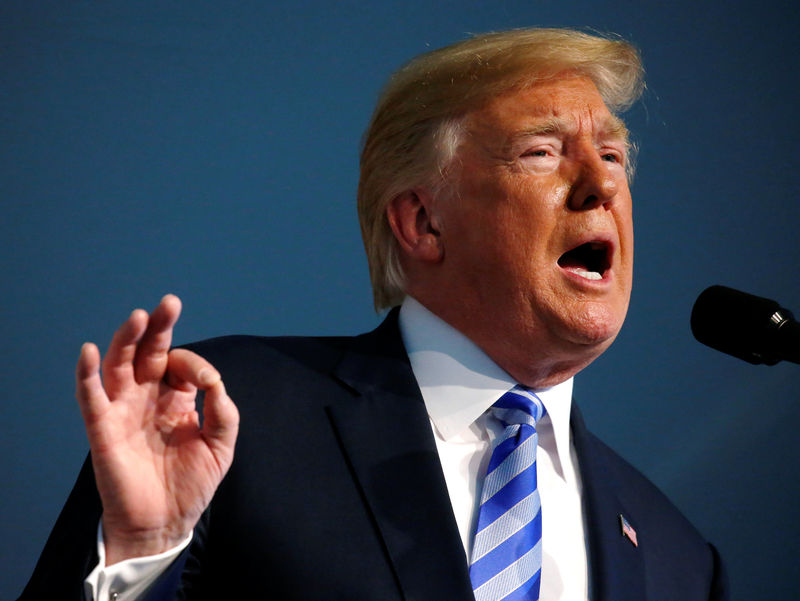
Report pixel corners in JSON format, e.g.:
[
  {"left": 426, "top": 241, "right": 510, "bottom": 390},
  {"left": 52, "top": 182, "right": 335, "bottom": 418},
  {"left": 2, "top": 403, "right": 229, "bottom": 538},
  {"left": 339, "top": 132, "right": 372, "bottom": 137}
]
[{"left": 183, "top": 334, "right": 352, "bottom": 375}]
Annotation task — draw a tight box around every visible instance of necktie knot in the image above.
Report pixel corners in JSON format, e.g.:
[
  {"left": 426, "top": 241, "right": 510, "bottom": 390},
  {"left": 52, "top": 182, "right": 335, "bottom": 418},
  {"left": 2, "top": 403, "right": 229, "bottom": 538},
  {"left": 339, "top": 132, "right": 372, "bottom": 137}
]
[{"left": 490, "top": 386, "right": 546, "bottom": 429}]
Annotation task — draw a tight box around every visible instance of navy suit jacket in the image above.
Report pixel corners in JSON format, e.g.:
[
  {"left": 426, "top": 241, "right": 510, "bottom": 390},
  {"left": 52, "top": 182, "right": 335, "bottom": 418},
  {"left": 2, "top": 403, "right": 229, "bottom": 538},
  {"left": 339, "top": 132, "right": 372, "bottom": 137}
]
[{"left": 20, "top": 310, "right": 727, "bottom": 600}]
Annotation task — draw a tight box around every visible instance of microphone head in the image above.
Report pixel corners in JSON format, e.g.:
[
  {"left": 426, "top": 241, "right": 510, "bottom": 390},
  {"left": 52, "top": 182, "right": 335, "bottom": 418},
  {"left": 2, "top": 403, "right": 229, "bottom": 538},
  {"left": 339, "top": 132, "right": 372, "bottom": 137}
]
[{"left": 691, "top": 285, "right": 782, "bottom": 365}]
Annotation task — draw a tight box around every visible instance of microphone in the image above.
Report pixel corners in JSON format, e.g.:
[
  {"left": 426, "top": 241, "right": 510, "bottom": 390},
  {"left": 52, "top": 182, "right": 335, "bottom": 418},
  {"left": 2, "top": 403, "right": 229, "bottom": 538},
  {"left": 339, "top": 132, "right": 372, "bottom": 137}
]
[{"left": 690, "top": 285, "right": 800, "bottom": 365}]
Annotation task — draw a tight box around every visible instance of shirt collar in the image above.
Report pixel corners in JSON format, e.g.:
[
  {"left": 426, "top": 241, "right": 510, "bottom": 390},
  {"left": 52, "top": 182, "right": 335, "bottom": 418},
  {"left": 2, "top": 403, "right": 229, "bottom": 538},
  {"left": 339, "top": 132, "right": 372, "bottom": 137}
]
[{"left": 398, "top": 296, "right": 574, "bottom": 461}]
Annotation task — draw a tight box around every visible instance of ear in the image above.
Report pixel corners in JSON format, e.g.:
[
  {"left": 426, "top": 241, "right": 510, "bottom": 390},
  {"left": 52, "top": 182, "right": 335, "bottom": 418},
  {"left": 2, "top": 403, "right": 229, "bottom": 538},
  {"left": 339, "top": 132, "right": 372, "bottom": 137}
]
[{"left": 386, "top": 188, "right": 443, "bottom": 263}]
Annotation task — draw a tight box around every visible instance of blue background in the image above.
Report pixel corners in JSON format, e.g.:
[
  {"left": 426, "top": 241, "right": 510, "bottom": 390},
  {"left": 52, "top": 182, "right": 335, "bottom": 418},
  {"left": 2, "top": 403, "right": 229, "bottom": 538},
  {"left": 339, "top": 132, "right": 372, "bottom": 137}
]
[{"left": 3, "top": 1, "right": 799, "bottom": 599}]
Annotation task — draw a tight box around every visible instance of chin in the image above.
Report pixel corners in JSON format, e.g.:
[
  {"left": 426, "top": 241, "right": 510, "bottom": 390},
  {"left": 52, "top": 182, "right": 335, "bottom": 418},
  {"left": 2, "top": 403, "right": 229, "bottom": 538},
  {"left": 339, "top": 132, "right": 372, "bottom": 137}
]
[{"left": 558, "top": 304, "right": 626, "bottom": 350}]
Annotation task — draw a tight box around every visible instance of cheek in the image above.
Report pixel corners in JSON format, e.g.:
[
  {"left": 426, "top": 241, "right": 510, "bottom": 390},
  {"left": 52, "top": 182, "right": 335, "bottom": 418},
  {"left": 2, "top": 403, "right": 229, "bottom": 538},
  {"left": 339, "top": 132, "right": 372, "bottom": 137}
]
[
  {"left": 502, "top": 178, "right": 562, "bottom": 224},
  {"left": 619, "top": 218, "right": 635, "bottom": 273}
]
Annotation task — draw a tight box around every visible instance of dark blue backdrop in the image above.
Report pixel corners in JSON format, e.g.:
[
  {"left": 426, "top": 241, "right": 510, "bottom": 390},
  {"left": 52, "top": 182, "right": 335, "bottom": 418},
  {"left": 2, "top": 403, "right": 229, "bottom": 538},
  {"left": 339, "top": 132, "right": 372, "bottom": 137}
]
[{"left": 3, "top": 2, "right": 799, "bottom": 599}]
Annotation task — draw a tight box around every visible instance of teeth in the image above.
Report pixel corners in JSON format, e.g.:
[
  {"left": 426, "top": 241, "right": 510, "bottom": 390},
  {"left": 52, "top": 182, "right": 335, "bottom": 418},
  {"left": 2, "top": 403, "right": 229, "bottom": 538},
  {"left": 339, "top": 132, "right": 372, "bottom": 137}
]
[{"left": 566, "top": 267, "right": 603, "bottom": 280}]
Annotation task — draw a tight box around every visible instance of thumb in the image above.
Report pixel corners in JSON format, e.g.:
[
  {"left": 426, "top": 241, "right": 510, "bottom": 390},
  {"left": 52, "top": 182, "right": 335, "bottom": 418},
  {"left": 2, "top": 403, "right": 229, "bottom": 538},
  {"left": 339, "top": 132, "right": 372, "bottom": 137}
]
[{"left": 201, "top": 380, "right": 239, "bottom": 468}]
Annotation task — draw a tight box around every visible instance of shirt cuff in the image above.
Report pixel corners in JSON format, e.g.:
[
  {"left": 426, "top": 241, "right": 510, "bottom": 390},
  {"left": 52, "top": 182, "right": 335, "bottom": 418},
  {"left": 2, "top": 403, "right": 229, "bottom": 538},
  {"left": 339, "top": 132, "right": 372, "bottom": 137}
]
[{"left": 83, "top": 520, "right": 193, "bottom": 601}]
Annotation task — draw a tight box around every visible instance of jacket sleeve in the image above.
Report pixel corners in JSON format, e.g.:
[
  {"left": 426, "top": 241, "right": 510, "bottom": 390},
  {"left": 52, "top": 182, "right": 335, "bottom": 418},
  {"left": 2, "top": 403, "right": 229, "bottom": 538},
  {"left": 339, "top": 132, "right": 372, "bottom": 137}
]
[{"left": 17, "top": 456, "right": 103, "bottom": 601}]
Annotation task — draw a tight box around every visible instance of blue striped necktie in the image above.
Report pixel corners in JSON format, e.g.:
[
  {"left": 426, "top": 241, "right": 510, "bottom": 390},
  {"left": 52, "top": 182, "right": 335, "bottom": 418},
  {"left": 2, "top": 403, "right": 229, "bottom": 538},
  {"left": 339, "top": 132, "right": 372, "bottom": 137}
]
[{"left": 469, "top": 386, "right": 547, "bottom": 601}]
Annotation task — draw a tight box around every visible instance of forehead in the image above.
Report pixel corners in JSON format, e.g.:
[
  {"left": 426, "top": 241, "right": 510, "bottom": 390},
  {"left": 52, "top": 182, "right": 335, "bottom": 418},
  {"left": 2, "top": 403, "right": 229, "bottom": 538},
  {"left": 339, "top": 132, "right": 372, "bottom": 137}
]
[{"left": 465, "top": 75, "right": 626, "bottom": 141}]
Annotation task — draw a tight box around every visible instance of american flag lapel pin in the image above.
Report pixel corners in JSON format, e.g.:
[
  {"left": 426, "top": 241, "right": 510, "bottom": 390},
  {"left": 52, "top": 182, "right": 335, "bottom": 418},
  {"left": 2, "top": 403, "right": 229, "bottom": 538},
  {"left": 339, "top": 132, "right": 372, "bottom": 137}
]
[{"left": 619, "top": 514, "right": 638, "bottom": 547}]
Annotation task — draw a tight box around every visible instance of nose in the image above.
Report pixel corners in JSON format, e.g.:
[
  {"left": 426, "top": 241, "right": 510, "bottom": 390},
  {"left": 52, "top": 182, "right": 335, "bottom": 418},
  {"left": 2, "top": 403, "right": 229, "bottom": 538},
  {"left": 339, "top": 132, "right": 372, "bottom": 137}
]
[{"left": 567, "top": 152, "right": 619, "bottom": 211}]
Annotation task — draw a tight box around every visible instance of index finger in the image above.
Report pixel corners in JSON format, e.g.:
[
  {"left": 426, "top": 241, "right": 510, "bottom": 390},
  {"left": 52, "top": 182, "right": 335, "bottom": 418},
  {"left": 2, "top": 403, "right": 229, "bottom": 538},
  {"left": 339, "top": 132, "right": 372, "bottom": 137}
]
[
  {"left": 100, "top": 308, "right": 150, "bottom": 394},
  {"left": 163, "top": 348, "right": 222, "bottom": 392},
  {"left": 132, "top": 294, "right": 182, "bottom": 384}
]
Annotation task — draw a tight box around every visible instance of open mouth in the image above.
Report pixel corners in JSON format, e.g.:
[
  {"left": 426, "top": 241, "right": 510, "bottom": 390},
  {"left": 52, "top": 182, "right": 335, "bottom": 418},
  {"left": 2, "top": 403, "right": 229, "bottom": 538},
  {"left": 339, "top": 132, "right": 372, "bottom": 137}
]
[{"left": 557, "top": 241, "right": 611, "bottom": 281}]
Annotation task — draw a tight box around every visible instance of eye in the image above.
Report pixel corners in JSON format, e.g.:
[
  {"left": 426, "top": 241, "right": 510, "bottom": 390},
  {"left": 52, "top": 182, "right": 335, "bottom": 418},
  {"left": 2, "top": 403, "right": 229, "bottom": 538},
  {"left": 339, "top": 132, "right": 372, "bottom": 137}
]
[
  {"left": 522, "top": 149, "right": 549, "bottom": 158},
  {"left": 600, "top": 150, "right": 625, "bottom": 165}
]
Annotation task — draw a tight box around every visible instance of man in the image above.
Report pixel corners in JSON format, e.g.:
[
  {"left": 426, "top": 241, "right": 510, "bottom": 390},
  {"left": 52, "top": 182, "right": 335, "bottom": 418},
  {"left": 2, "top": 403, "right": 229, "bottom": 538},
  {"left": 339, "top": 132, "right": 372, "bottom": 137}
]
[{"left": 20, "top": 28, "right": 727, "bottom": 600}]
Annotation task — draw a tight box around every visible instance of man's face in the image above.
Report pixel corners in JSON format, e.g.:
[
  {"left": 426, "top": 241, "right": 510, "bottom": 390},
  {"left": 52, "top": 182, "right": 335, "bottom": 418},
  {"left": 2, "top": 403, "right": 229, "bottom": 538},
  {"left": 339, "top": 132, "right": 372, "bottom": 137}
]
[{"left": 430, "top": 75, "right": 634, "bottom": 385}]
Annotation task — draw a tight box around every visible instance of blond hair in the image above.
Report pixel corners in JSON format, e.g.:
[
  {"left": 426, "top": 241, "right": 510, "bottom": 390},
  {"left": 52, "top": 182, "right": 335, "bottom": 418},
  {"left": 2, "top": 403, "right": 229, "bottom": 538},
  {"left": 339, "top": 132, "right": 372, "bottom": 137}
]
[{"left": 358, "top": 28, "right": 645, "bottom": 310}]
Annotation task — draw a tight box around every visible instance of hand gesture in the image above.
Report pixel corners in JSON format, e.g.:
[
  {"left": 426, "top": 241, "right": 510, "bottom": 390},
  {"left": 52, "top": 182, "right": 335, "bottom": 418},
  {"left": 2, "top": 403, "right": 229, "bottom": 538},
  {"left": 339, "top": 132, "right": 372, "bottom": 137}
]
[{"left": 75, "top": 295, "right": 239, "bottom": 565}]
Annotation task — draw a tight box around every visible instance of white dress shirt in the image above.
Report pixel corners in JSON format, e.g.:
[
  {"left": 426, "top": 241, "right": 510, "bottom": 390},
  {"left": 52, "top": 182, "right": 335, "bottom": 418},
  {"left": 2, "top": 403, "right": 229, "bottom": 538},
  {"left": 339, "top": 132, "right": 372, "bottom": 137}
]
[{"left": 86, "top": 296, "right": 589, "bottom": 600}]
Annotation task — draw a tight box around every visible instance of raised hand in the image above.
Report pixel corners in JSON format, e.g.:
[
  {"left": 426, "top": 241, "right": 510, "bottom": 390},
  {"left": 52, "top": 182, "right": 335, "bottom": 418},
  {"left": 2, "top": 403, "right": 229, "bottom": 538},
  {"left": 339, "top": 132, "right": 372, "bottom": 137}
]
[{"left": 75, "top": 295, "right": 239, "bottom": 565}]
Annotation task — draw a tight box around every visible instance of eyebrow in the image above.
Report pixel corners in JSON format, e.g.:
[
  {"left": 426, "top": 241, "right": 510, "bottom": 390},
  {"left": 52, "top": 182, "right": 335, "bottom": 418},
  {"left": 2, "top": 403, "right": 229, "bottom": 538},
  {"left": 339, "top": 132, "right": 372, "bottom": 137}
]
[
  {"left": 602, "top": 115, "right": 630, "bottom": 143},
  {"left": 514, "top": 115, "right": 630, "bottom": 145}
]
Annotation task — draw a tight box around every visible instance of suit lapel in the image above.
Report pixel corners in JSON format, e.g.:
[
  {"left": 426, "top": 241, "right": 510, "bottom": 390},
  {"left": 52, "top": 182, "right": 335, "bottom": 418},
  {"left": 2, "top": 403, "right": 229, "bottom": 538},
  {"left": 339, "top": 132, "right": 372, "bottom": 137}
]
[
  {"left": 326, "top": 312, "right": 649, "bottom": 601},
  {"left": 328, "top": 310, "right": 474, "bottom": 601},
  {"left": 571, "top": 405, "right": 647, "bottom": 601}
]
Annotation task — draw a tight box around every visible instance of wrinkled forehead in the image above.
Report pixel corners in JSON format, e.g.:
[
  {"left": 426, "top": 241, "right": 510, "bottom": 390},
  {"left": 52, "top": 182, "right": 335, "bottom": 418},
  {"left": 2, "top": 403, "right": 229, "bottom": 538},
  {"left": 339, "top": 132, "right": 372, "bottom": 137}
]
[{"left": 462, "top": 76, "right": 630, "bottom": 146}]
